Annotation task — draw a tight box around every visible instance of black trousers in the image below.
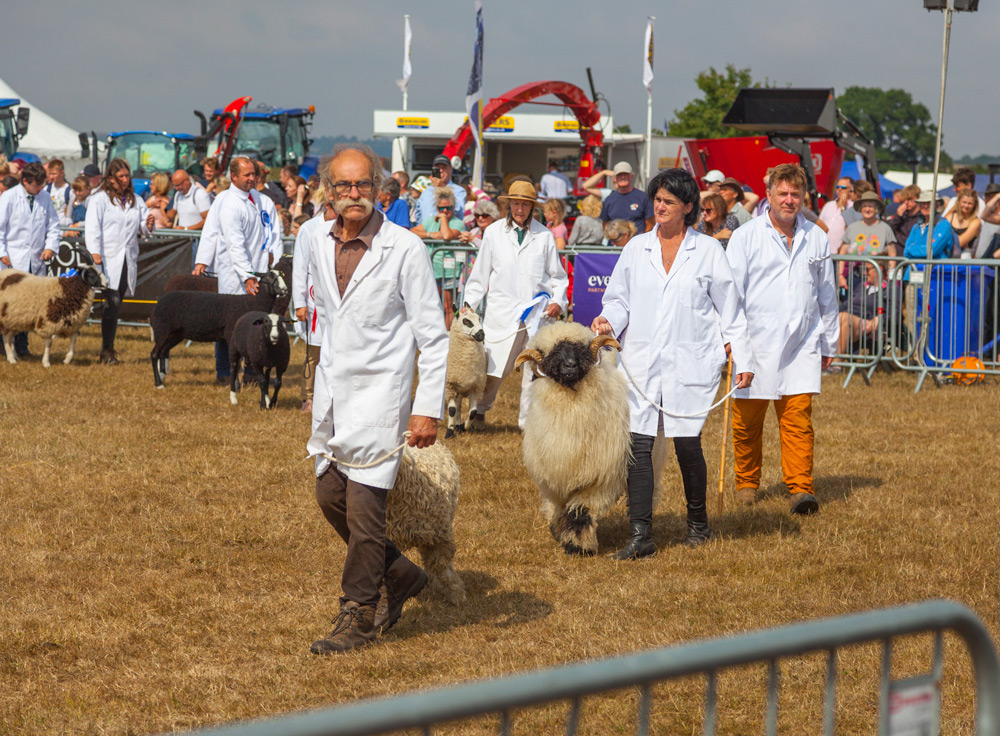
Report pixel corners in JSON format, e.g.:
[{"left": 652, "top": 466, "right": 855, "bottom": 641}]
[
  {"left": 101, "top": 263, "right": 130, "bottom": 352},
  {"left": 626, "top": 433, "right": 708, "bottom": 526}
]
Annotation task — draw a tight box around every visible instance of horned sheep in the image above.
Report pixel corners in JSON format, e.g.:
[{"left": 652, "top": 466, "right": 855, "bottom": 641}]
[
  {"left": 0, "top": 250, "right": 107, "bottom": 368},
  {"left": 228, "top": 311, "right": 290, "bottom": 409},
  {"left": 444, "top": 305, "right": 487, "bottom": 438},
  {"left": 515, "top": 321, "right": 665, "bottom": 556}
]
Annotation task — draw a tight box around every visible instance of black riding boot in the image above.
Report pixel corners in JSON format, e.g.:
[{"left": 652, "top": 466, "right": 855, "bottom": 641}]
[
  {"left": 612, "top": 520, "right": 656, "bottom": 560},
  {"left": 675, "top": 436, "right": 712, "bottom": 547}
]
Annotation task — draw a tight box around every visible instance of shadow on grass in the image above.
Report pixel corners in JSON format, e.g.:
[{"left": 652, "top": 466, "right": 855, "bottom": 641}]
[
  {"left": 758, "top": 474, "right": 881, "bottom": 504},
  {"left": 597, "top": 510, "right": 802, "bottom": 551},
  {"left": 389, "top": 570, "right": 553, "bottom": 639}
]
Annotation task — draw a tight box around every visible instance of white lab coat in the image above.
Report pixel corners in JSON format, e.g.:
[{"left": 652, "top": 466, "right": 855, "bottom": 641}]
[
  {"left": 254, "top": 191, "right": 283, "bottom": 272},
  {"left": 215, "top": 187, "right": 263, "bottom": 295},
  {"left": 601, "top": 229, "right": 755, "bottom": 437},
  {"left": 305, "top": 212, "right": 449, "bottom": 489},
  {"left": 463, "top": 217, "right": 569, "bottom": 377},
  {"left": 85, "top": 191, "right": 150, "bottom": 296},
  {"left": 726, "top": 212, "right": 839, "bottom": 400},
  {"left": 292, "top": 210, "right": 329, "bottom": 347},
  {"left": 193, "top": 188, "right": 232, "bottom": 273},
  {"left": 0, "top": 185, "right": 60, "bottom": 275}
]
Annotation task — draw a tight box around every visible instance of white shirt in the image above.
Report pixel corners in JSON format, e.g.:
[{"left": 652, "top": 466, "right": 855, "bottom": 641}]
[
  {"left": 601, "top": 229, "right": 754, "bottom": 437},
  {"left": 0, "top": 185, "right": 61, "bottom": 274},
  {"left": 463, "top": 218, "right": 569, "bottom": 377},
  {"left": 539, "top": 170, "right": 572, "bottom": 200},
  {"left": 305, "top": 212, "right": 449, "bottom": 489},
  {"left": 726, "top": 211, "right": 839, "bottom": 399},
  {"left": 45, "top": 181, "right": 73, "bottom": 226},
  {"left": 215, "top": 187, "right": 263, "bottom": 295},
  {"left": 194, "top": 188, "right": 232, "bottom": 273},
  {"left": 173, "top": 183, "right": 212, "bottom": 228},
  {"left": 255, "top": 190, "right": 282, "bottom": 272},
  {"left": 292, "top": 210, "right": 330, "bottom": 347}
]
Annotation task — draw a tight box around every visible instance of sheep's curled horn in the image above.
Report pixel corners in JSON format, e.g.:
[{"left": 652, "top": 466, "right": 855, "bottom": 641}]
[{"left": 515, "top": 335, "right": 622, "bottom": 377}]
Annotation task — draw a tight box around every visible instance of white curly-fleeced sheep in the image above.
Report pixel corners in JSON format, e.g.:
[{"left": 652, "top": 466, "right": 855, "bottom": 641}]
[
  {"left": 386, "top": 442, "right": 465, "bottom": 603},
  {"left": 444, "top": 305, "right": 487, "bottom": 438},
  {"left": 0, "top": 261, "right": 107, "bottom": 368},
  {"left": 516, "top": 321, "right": 664, "bottom": 556}
]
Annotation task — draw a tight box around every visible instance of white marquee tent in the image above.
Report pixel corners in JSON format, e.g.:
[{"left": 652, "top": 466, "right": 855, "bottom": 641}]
[{"left": 0, "top": 77, "right": 82, "bottom": 159}]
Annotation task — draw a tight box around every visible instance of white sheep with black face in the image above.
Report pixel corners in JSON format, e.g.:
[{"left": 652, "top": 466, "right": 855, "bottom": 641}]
[
  {"left": 444, "top": 304, "right": 487, "bottom": 438},
  {"left": 516, "top": 321, "right": 664, "bottom": 556}
]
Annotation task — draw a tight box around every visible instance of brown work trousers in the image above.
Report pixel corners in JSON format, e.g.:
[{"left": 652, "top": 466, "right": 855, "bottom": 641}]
[
  {"left": 301, "top": 345, "right": 321, "bottom": 401},
  {"left": 315, "top": 465, "right": 402, "bottom": 608}
]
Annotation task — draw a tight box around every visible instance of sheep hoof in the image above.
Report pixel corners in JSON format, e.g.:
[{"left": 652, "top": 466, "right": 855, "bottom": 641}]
[
  {"left": 230, "top": 391, "right": 238, "bottom": 406},
  {"left": 562, "top": 541, "right": 594, "bottom": 557},
  {"left": 42, "top": 361, "right": 51, "bottom": 369},
  {"left": 444, "top": 428, "right": 455, "bottom": 439},
  {"left": 454, "top": 424, "right": 465, "bottom": 435}
]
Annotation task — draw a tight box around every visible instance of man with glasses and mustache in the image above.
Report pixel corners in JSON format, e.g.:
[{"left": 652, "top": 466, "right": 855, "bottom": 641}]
[{"left": 306, "top": 145, "right": 448, "bottom": 655}]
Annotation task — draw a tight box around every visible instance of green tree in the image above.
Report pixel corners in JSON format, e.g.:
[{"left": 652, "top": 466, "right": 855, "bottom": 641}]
[
  {"left": 666, "top": 65, "right": 764, "bottom": 139},
  {"left": 836, "top": 86, "right": 948, "bottom": 168}
]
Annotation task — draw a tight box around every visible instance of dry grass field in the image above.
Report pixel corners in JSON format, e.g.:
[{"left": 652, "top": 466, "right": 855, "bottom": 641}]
[{"left": 1, "top": 324, "right": 998, "bottom": 735}]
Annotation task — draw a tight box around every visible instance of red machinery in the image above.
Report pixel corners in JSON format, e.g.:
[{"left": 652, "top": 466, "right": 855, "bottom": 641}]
[
  {"left": 193, "top": 95, "right": 253, "bottom": 173},
  {"left": 440, "top": 81, "right": 604, "bottom": 195}
]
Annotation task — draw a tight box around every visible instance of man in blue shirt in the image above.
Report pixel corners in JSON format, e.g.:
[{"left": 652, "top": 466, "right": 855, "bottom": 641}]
[
  {"left": 378, "top": 177, "right": 411, "bottom": 228},
  {"left": 599, "top": 161, "right": 654, "bottom": 233},
  {"left": 414, "top": 155, "right": 466, "bottom": 224}
]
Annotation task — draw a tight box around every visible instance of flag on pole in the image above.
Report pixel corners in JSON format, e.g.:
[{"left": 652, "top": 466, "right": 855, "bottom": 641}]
[
  {"left": 465, "top": 0, "right": 484, "bottom": 188},
  {"left": 642, "top": 17, "right": 654, "bottom": 93},
  {"left": 396, "top": 15, "right": 412, "bottom": 92}
]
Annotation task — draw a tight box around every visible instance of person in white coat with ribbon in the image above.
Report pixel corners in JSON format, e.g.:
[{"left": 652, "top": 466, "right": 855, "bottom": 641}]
[
  {"left": 292, "top": 201, "right": 334, "bottom": 414},
  {"left": 85, "top": 158, "right": 154, "bottom": 364},
  {"left": 0, "top": 162, "right": 60, "bottom": 357},
  {"left": 305, "top": 146, "right": 448, "bottom": 655},
  {"left": 593, "top": 169, "right": 755, "bottom": 558},
  {"left": 463, "top": 180, "right": 568, "bottom": 431},
  {"left": 725, "top": 163, "right": 839, "bottom": 515}
]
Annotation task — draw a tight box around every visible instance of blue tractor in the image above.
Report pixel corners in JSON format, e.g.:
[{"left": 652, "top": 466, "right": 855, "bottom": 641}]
[
  {"left": 0, "top": 98, "right": 32, "bottom": 162},
  {"left": 103, "top": 130, "right": 198, "bottom": 196},
  {"left": 196, "top": 102, "right": 318, "bottom": 179}
]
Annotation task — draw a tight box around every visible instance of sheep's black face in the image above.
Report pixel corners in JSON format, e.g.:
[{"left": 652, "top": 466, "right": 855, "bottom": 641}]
[{"left": 540, "top": 340, "right": 594, "bottom": 389}]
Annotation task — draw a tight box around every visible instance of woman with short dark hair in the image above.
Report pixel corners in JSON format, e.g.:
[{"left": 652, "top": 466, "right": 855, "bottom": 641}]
[{"left": 592, "top": 168, "right": 755, "bottom": 557}]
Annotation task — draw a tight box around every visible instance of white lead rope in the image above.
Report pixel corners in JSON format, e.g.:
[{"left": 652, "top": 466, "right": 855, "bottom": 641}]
[
  {"left": 615, "top": 352, "right": 739, "bottom": 419},
  {"left": 485, "top": 326, "right": 528, "bottom": 344},
  {"left": 310, "top": 431, "right": 413, "bottom": 469}
]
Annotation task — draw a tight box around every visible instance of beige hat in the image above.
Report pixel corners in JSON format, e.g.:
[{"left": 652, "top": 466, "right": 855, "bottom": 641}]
[
  {"left": 852, "top": 190, "right": 885, "bottom": 214},
  {"left": 612, "top": 161, "right": 633, "bottom": 176},
  {"left": 915, "top": 189, "right": 944, "bottom": 205},
  {"left": 498, "top": 180, "right": 538, "bottom": 203}
]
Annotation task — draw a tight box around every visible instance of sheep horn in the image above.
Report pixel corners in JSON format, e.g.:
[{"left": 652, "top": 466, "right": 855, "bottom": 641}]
[
  {"left": 590, "top": 335, "right": 621, "bottom": 361},
  {"left": 514, "top": 348, "right": 545, "bottom": 377}
]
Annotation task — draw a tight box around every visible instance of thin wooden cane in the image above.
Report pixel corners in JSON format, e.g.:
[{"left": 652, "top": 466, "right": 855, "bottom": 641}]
[{"left": 717, "top": 355, "right": 734, "bottom": 516}]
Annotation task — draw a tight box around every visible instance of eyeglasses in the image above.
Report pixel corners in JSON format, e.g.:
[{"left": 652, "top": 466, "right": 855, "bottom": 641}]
[
  {"left": 438, "top": 206, "right": 454, "bottom": 212},
  {"left": 835, "top": 185, "right": 849, "bottom": 190},
  {"left": 475, "top": 213, "right": 490, "bottom": 219},
  {"left": 702, "top": 208, "right": 714, "bottom": 213},
  {"left": 332, "top": 180, "right": 374, "bottom": 195}
]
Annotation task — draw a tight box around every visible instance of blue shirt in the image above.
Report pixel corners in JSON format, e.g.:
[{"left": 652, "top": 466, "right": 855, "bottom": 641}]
[
  {"left": 903, "top": 219, "right": 954, "bottom": 260},
  {"left": 379, "top": 197, "right": 411, "bottom": 228},
  {"left": 599, "top": 188, "right": 653, "bottom": 231},
  {"left": 414, "top": 182, "right": 467, "bottom": 225}
]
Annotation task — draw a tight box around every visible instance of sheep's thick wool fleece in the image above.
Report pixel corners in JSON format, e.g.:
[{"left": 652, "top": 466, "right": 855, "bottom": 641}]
[
  {"left": 445, "top": 321, "right": 487, "bottom": 401},
  {"left": 521, "top": 322, "right": 631, "bottom": 517},
  {"left": 0, "top": 270, "right": 94, "bottom": 338}
]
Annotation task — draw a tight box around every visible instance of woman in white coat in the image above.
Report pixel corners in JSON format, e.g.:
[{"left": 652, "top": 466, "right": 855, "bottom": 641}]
[
  {"left": 592, "top": 169, "right": 755, "bottom": 558},
  {"left": 462, "top": 180, "right": 568, "bottom": 430},
  {"left": 85, "top": 159, "right": 154, "bottom": 364}
]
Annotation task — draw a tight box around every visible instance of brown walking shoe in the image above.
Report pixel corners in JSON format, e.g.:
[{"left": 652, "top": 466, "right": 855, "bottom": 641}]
[
  {"left": 789, "top": 492, "right": 819, "bottom": 515},
  {"left": 734, "top": 488, "right": 757, "bottom": 506},
  {"left": 374, "top": 557, "right": 428, "bottom": 633},
  {"left": 309, "top": 601, "right": 377, "bottom": 655}
]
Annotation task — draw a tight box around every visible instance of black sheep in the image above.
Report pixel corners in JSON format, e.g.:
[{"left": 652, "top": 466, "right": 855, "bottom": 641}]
[
  {"left": 149, "top": 268, "right": 289, "bottom": 388},
  {"left": 228, "top": 311, "right": 290, "bottom": 409}
]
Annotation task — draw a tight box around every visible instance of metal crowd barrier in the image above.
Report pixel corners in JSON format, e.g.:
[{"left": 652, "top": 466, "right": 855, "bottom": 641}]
[{"left": 175, "top": 600, "right": 1000, "bottom": 736}]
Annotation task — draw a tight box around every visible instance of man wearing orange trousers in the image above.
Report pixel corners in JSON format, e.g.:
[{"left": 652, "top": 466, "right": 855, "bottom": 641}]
[{"left": 725, "top": 164, "right": 839, "bottom": 514}]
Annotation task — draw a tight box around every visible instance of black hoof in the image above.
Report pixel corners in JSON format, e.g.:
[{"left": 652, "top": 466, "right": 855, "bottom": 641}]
[
  {"left": 563, "top": 542, "right": 595, "bottom": 557},
  {"left": 444, "top": 428, "right": 455, "bottom": 439}
]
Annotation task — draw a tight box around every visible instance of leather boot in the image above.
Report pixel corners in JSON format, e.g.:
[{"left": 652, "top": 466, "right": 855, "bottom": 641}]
[
  {"left": 374, "top": 556, "right": 428, "bottom": 633},
  {"left": 611, "top": 521, "right": 656, "bottom": 560},
  {"left": 310, "top": 601, "right": 377, "bottom": 655},
  {"left": 685, "top": 519, "right": 713, "bottom": 547}
]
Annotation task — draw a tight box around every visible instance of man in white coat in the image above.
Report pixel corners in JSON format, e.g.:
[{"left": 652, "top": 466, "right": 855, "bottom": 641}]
[
  {"left": 463, "top": 180, "right": 568, "bottom": 430},
  {"left": 726, "top": 163, "right": 839, "bottom": 515},
  {"left": 210, "top": 156, "right": 264, "bottom": 382},
  {"left": 0, "top": 162, "right": 60, "bottom": 356},
  {"left": 292, "top": 198, "right": 334, "bottom": 414},
  {"left": 306, "top": 145, "right": 448, "bottom": 655}
]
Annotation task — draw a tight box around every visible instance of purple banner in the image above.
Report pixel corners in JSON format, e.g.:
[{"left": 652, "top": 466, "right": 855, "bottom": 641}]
[{"left": 572, "top": 252, "right": 620, "bottom": 327}]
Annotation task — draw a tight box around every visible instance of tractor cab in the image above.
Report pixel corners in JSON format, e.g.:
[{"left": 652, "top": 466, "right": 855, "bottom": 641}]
[
  {"left": 205, "top": 104, "right": 317, "bottom": 177},
  {"left": 105, "top": 131, "right": 198, "bottom": 195},
  {"left": 0, "top": 98, "right": 30, "bottom": 162}
]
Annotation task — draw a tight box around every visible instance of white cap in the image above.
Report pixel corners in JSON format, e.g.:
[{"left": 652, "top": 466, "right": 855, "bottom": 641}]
[
  {"left": 612, "top": 161, "right": 633, "bottom": 176},
  {"left": 702, "top": 169, "right": 725, "bottom": 184}
]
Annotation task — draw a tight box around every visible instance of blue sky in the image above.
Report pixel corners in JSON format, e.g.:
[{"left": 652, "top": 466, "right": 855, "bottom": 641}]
[{"left": 3, "top": 1, "right": 995, "bottom": 157}]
